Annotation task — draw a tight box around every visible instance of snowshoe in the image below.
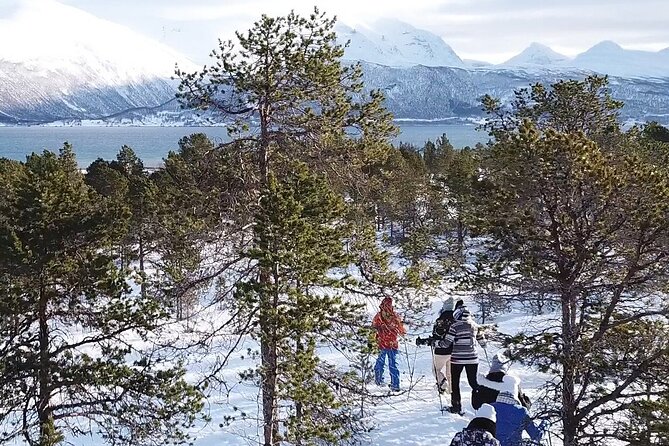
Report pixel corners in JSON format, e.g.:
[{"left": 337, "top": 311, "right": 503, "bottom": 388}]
[{"left": 448, "top": 406, "right": 465, "bottom": 416}]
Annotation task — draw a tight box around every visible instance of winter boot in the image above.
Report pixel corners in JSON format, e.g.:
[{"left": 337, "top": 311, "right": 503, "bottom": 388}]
[{"left": 449, "top": 405, "right": 464, "bottom": 415}]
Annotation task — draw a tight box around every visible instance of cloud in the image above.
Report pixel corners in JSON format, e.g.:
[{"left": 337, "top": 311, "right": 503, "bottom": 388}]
[{"left": 57, "top": 0, "right": 669, "bottom": 64}]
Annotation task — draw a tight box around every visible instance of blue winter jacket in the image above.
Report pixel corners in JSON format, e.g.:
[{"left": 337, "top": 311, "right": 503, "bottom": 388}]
[{"left": 491, "top": 401, "right": 543, "bottom": 446}]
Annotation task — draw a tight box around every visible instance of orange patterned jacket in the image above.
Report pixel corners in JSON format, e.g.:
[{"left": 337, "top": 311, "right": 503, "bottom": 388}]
[{"left": 372, "top": 299, "right": 406, "bottom": 350}]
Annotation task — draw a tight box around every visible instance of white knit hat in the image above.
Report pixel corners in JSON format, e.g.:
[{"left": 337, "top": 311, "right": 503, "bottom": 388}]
[
  {"left": 489, "top": 352, "right": 511, "bottom": 374},
  {"left": 476, "top": 403, "right": 497, "bottom": 423},
  {"left": 441, "top": 297, "right": 455, "bottom": 313},
  {"left": 496, "top": 375, "right": 521, "bottom": 405}
]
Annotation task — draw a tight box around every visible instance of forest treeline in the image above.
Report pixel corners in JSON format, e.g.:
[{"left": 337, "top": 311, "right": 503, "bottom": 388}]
[{"left": 1, "top": 9, "right": 669, "bottom": 446}]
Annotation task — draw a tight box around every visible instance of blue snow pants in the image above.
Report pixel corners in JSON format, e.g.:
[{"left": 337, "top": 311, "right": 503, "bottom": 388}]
[{"left": 374, "top": 348, "right": 400, "bottom": 389}]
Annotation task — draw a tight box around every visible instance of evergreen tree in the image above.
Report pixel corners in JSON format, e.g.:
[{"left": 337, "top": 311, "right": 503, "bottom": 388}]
[
  {"left": 84, "top": 147, "right": 159, "bottom": 292},
  {"left": 376, "top": 144, "right": 429, "bottom": 244},
  {"left": 423, "top": 133, "right": 455, "bottom": 174},
  {"left": 0, "top": 146, "right": 203, "bottom": 446},
  {"left": 617, "top": 332, "right": 669, "bottom": 445},
  {"left": 149, "top": 133, "right": 250, "bottom": 320},
  {"left": 471, "top": 119, "right": 669, "bottom": 445},
  {"left": 644, "top": 121, "right": 669, "bottom": 143},
  {"left": 84, "top": 157, "right": 131, "bottom": 261},
  {"left": 175, "top": 10, "right": 397, "bottom": 445},
  {"left": 234, "top": 161, "right": 369, "bottom": 444},
  {"left": 481, "top": 74, "right": 623, "bottom": 143}
]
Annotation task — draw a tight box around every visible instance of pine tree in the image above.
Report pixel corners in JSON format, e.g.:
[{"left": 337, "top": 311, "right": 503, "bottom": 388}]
[
  {"left": 481, "top": 74, "right": 623, "bottom": 142},
  {"left": 84, "top": 147, "right": 159, "bottom": 293},
  {"left": 233, "top": 161, "right": 370, "bottom": 444},
  {"left": 175, "top": 9, "right": 397, "bottom": 445},
  {"left": 471, "top": 117, "right": 669, "bottom": 445},
  {"left": 149, "top": 133, "right": 250, "bottom": 320},
  {"left": 0, "top": 146, "right": 203, "bottom": 446}
]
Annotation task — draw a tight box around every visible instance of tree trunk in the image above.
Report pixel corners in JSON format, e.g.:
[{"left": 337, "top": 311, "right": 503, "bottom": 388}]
[
  {"left": 259, "top": 88, "right": 278, "bottom": 445},
  {"left": 260, "top": 324, "right": 278, "bottom": 446},
  {"left": 456, "top": 217, "right": 465, "bottom": 251},
  {"left": 138, "top": 232, "right": 146, "bottom": 299},
  {"left": 37, "top": 282, "right": 51, "bottom": 446},
  {"left": 561, "top": 291, "right": 579, "bottom": 446},
  {"left": 295, "top": 338, "right": 304, "bottom": 446},
  {"left": 138, "top": 188, "right": 149, "bottom": 299}
]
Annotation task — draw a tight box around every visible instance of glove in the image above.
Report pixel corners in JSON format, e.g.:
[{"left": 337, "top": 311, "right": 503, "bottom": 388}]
[
  {"left": 416, "top": 337, "right": 431, "bottom": 346},
  {"left": 539, "top": 419, "right": 549, "bottom": 432},
  {"left": 479, "top": 339, "right": 487, "bottom": 348}
]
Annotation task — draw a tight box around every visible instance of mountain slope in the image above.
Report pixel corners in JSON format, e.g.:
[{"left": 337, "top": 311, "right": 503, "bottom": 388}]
[
  {"left": 0, "top": 0, "right": 196, "bottom": 123},
  {"left": 358, "top": 62, "right": 669, "bottom": 123},
  {"left": 503, "top": 43, "right": 568, "bottom": 67},
  {"left": 571, "top": 41, "right": 669, "bottom": 78},
  {"left": 337, "top": 19, "right": 464, "bottom": 68},
  {"left": 1, "top": 4, "right": 669, "bottom": 125}
]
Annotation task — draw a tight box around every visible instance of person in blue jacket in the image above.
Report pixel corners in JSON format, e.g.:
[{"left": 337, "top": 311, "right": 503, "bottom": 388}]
[{"left": 491, "top": 375, "right": 547, "bottom": 446}]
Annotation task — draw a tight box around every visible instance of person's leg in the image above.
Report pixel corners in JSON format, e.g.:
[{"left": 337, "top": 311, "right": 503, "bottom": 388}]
[
  {"left": 431, "top": 352, "right": 440, "bottom": 382},
  {"left": 388, "top": 349, "right": 400, "bottom": 390},
  {"left": 434, "top": 354, "right": 449, "bottom": 393},
  {"left": 464, "top": 363, "right": 479, "bottom": 391},
  {"left": 374, "top": 349, "right": 387, "bottom": 384},
  {"left": 444, "top": 354, "right": 452, "bottom": 394},
  {"left": 451, "top": 363, "right": 465, "bottom": 410}
]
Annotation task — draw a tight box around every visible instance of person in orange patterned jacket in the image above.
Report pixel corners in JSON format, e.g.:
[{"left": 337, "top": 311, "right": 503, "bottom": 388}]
[{"left": 372, "top": 296, "right": 406, "bottom": 391}]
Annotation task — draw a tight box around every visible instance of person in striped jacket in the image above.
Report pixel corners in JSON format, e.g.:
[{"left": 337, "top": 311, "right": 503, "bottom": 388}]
[{"left": 437, "top": 306, "right": 486, "bottom": 414}]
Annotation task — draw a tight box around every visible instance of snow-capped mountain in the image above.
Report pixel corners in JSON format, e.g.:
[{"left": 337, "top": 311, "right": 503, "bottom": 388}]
[
  {"left": 1, "top": 3, "right": 668, "bottom": 126},
  {"left": 0, "top": 0, "right": 196, "bottom": 123},
  {"left": 499, "top": 40, "right": 669, "bottom": 79},
  {"left": 570, "top": 41, "right": 669, "bottom": 78},
  {"left": 502, "top": 43, "right": 568, "bottom": 67},
  {"left": 337, "top": 19, "right": 464, "bottom": 68},
  {"left": 357, "top": 62, "right": 669, "bottom": 123}
]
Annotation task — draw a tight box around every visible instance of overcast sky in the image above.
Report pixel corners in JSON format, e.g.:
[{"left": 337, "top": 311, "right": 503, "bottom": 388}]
[{"left": 58, "top": 0, "right": 669, "bottom": 64}]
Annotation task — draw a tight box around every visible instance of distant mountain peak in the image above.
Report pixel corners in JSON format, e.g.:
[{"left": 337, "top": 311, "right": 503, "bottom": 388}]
[
  {"left": 573, "top": 40, "right": 669, "bottom": 78},
  {"left": 503, "top": 42, "right": 568, "bottom": 66},
  {"left": 336, "top": 19, "right": 463, "bottom": 68},
  {"left": 0, "top": 0, "right": 195, "bottom": 83},
  {"left": 586, "top": 40, "right": 624, "bottom": 53}
]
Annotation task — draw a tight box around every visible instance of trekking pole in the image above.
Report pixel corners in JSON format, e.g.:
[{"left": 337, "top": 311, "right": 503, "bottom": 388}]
[
  {"left": 482, "top": 344, "right": 491, "bottom": 368},
  {"left": 403, "top": 338, "right": 413, "bottom": 398},
  {"left": 547, "top": 426, "right": 554, "bottom": 446},
  {"left": 430, "top": 344, "right": 445, "bottom": 413}
]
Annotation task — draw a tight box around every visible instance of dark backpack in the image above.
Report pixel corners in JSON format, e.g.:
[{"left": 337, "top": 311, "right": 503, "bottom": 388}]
[{"left": 433, "top": 315, "right": 453, "bottom": 340}]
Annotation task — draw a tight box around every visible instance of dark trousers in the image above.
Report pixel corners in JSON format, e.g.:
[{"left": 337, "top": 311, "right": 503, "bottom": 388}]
[{"left": 451, "top": 362, "right": 479, "bottom": 410}]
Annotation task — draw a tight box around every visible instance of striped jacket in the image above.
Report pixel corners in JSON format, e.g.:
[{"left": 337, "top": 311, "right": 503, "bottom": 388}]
[{"left": 437, "top": 315, "right": 485, "bottom": 364}]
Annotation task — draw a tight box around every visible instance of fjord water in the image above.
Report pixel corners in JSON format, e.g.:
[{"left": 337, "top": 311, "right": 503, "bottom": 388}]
[{"left": 0, "top": 123, "right": 486, "bottom": 167}]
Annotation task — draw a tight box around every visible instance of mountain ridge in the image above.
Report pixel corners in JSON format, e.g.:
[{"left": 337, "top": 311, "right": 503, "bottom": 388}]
[{"left": 1, "top": 1, "right": 668, "bottom": 125}]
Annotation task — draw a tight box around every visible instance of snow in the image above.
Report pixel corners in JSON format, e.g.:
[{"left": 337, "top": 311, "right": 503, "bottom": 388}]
[
  {"left": 570, "top": 40, "right": 669, "bottom": 78},
  {"left": 0, "top": 0, "right": 197, "bottom": 87},
  {"left": 337, "top": 19, "right": 464, "bottom": 68},
  {"left": 502, "top": 43, "right": 568, "bottom": 67},
  {"left": 498, "top": 40, "right": 669, "bottom": 79},
  {"left": 163, "top": 298, "right": 560, "bottom": 446},
  {"left": 337, "top": 19, "right": 669, "bottom": 80}
]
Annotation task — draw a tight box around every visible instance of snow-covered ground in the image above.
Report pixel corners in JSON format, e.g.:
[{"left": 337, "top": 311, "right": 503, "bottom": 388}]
[{"left": 179, "top": 298, "right": 559, "bottom": 446}]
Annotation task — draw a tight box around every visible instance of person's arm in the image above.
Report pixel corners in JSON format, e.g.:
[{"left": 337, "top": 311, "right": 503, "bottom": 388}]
[
  {"left": 436, "top": 324, "right": 456, "bottom": 348},
  {"left": 372, "top": 313, "right": 383, "bottom": 330},
  {"left": 397, "top": 317, "right": 407, "bottom": 336},
  {"left": 518, "top": 386, "right": 532, "bottom": 409},
  {"left": 430, "top": 321, "right": 439, "bottom": 341},
  {"left": 524, "top": 411, "right": 544, "bottom": 442},
  {"left": 476, "top": 325, "right": 487, "bottom": 347}
]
